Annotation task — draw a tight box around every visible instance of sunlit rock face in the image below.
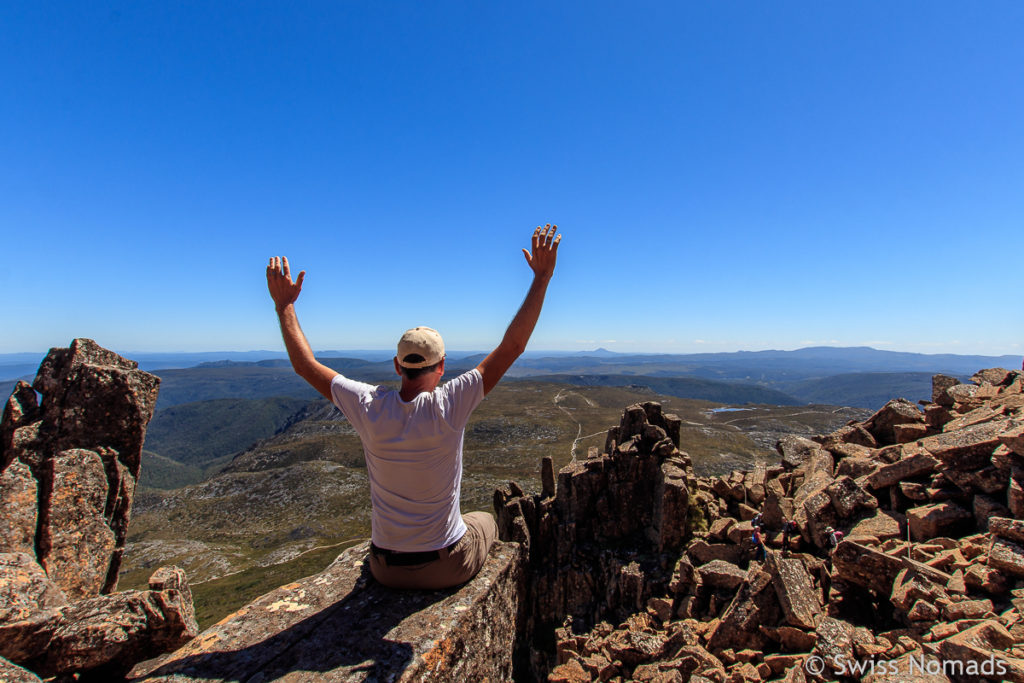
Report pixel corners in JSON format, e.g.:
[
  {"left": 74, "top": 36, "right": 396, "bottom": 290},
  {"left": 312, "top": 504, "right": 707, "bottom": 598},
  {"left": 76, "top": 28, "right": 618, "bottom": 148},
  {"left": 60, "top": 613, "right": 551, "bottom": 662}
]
[{"left": 1, "top": 340, "right": 196, "bottom": 679}]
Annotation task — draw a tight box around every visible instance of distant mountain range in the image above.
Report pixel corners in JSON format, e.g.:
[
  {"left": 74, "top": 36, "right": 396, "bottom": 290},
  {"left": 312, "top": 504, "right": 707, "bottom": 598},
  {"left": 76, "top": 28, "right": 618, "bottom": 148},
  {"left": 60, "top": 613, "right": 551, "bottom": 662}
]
[{"left": 1, "top": 346, "right": 1019, "bottom": 411}]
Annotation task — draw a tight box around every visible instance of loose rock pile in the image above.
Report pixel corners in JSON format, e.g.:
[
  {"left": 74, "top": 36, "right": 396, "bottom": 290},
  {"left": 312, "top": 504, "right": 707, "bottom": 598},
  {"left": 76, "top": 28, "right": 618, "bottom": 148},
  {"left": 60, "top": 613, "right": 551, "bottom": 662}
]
[
  {"left": 0, "top": 339, "right": 197, "bottom": 680},
  {"left": 532, "top": 368, "right": 1024, "bottom": 682}
]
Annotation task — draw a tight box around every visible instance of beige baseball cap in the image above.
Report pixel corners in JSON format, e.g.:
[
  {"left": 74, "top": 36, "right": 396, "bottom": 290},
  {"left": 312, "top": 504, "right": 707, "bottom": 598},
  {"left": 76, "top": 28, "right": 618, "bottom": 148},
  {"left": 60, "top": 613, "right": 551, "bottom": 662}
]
[{"left": 396, "top": 327, "right": 445, "bottom": 368}]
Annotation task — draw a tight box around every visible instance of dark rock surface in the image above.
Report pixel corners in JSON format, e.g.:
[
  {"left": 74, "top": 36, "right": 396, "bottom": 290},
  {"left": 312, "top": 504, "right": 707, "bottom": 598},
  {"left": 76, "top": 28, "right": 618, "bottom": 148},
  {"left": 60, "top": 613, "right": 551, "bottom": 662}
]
[{"left": 495, "top": 401, "right": 694, "bottom": 678}]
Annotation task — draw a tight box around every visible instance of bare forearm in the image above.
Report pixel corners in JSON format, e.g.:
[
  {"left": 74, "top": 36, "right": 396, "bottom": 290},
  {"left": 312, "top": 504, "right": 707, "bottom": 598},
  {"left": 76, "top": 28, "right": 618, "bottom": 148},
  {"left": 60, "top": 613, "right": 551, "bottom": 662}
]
[
  {"left": 500, "top": 275, "right": 551, "bottom": 355},
  {"left": 277, "top": 305, "right": 317, "bottom": 376},
  {"left": 276, "top": 304, "right": 335, "bottom": 399}
]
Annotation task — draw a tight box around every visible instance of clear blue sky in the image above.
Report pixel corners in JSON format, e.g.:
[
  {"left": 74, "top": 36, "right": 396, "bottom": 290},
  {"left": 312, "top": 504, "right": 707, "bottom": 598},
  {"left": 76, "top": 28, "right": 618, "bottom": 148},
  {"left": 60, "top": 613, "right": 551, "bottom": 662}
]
[{"left": 2, "top": 2, "right": 1021, "bottom": 356}]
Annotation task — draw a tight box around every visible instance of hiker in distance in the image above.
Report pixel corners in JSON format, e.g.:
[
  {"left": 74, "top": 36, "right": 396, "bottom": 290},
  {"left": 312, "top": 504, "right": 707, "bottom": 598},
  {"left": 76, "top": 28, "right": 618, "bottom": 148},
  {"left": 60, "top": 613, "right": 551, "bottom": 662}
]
[{"left": 266, "top": 224, "right": 562, "bottom": 589}]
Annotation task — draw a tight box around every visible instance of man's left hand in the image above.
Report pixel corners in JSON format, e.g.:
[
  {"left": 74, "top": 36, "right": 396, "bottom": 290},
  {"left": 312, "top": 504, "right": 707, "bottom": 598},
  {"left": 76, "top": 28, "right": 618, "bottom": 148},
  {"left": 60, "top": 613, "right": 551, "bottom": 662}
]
[{"left": 267, "top": 256, "right": 305, "bottom": 313}]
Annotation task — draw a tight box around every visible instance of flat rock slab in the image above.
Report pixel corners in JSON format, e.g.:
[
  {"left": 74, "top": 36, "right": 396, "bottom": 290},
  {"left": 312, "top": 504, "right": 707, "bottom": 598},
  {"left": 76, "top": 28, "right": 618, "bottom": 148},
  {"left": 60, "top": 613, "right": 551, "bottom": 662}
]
[
  {"left": 919, "top": 420, "right": 1013, "bottom": 470},
  {"left": 988, "top": 538, "right": 1024, "bottom": 578},
  {"left": 831, "top": 541, "right": 904, "bottom": 595},
  {"left": 132, "top": 541, "right": 524, "bottom": 683},
  {"left": 989, "top": 517, "right": 1024, "bottom": 544},
  {"left": 866, "top": 452, "right": 940, "bottom": 490},
  {"left": 697, "top": 560, "right": 745, "bottom": 590},
  {"left": 848, "top": 510, "right": 905, "bottom": 543}
]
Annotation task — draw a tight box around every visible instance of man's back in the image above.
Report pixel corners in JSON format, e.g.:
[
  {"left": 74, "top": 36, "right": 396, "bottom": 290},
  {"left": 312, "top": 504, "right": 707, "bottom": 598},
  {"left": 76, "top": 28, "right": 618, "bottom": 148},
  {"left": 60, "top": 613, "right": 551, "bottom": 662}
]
[{"left": 330, "top": 369, "right": 484, "bottom": 552}]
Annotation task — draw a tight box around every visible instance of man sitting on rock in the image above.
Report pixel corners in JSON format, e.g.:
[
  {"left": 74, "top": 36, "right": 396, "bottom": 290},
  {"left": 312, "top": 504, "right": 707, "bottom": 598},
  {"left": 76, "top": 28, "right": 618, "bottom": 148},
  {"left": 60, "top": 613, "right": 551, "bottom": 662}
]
[{"left": 265, "top": 225, "right": 562, "bottom": 589}]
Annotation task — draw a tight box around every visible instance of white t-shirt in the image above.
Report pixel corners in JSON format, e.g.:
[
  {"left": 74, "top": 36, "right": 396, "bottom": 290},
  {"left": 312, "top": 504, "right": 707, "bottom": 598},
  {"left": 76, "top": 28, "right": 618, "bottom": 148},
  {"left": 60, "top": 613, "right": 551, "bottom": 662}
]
[{"left": 330, "top": 369, "right": 485, "bottom": 552}]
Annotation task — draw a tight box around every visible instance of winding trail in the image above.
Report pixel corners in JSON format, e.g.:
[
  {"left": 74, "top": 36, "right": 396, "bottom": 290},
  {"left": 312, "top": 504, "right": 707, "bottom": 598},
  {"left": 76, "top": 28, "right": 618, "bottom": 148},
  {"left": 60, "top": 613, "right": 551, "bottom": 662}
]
[
  {"left": 717, "top": 406, "right": 850, "bottom": 426},
  {"left": 189, "top": 536, "right": 369, "bottom": 587},
  {"left": 553, "top": 389, "right": 599, "bottom": 463}
]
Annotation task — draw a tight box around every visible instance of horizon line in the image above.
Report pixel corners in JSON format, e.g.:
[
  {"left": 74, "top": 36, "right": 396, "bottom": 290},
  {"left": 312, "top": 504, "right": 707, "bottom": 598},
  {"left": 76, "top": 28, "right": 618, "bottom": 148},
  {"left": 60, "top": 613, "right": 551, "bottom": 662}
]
[{"left": 1, "top": 344, "right": 1022, "bottom": 359}]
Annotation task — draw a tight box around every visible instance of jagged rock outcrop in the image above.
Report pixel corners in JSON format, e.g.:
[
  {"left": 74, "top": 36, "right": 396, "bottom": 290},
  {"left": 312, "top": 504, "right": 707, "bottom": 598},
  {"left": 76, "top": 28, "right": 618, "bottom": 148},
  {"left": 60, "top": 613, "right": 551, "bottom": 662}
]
[
  {"left": 1, "top": 338, "right": 160, "bottom": 594},
  {"left": 0, "top": 340, "right": 197, "bottom": 678},
  {"left": 494, "top": 401, "right": 695, "bottom": 677},
  {"left": 546, "top": 368, "right": 1024, "bottom": 682}
]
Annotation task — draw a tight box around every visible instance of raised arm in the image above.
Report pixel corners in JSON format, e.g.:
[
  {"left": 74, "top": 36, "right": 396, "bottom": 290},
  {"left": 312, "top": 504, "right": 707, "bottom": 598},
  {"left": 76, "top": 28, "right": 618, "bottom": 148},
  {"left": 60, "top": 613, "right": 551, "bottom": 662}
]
[
  {"left": 266, "top": 256, "right": 338, "bottom": 400},
  {"left": 476, "top": 225, "right": 562, "bottom": 395}
]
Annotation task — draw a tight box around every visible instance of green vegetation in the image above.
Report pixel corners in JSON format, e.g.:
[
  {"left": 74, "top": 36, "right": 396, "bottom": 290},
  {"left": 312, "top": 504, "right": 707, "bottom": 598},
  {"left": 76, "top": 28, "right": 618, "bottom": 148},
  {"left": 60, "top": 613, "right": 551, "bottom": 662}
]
[
  {"left": 138, "top": 451, "right": 237, "bottom": 490},
  {"left": 687, "top": 485, "right": 709, "bottom": 534},
  {"left": 533, "top": 375, "right": 802, "bottom": 406},
  {"left": 144, "top": 396, "right": 310, "bottom": 468},
  {"left": 188, "top": 541, "right": 364, "bottom": 629},
  {"left": 784, "top": 372, "right": 956, "bottom": 410}
]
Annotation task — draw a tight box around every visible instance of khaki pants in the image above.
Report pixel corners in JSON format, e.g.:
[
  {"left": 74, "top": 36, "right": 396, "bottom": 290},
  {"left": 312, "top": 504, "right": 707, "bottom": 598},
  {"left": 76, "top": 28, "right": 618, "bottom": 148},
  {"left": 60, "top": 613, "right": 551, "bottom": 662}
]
[{"left": 368, "top": 511, "right": 498, "bottom": 590}]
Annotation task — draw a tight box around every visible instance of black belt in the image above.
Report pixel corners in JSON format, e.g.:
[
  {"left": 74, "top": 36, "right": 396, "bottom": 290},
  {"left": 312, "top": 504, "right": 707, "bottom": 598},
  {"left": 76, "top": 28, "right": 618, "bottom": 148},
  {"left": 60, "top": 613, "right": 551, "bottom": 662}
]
[{"left": 370, "top": 541, "right": 458, "bottom": 567}]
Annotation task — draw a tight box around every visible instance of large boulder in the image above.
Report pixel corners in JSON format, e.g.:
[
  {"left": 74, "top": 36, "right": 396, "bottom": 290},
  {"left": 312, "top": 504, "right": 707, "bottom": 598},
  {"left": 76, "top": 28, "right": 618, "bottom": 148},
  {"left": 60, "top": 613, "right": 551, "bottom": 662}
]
[
  {"left": 777, "top": 436, "right": 831, "bottom": 471},
  {"left": 989, "top": 517, "right": 1024, "bottom": 544},
  {"left": 826, "top": 475, "right": 877, "bottom": 519},
  {"left": 0, "top": 657, "right": 42, "bottom": 683},
  {"left": 697, "top": 560, "right": 746, "bottom": 591},
  {"left": 765, "top": 552, "right": 821, "bottom": 630},
  {"left": 705, "top": 564, "right": 781, "bottom": 653},
  {"left": 866, "top": 450, "right": 940, "bottom": 490},
  {"left": 938, "top": 620, "right": 1024, "bottom": 682},
  {"left": 831, "top": 541, "right": 905, "bottom": 595},
  {"left": 1, "top": 382, "right": 42, "bottom": 472},
  {"left": 931, "top": 374, "right": 960, "bottom": 407},
  {"left": 848, "top": 510, "right": 905, "bottom": 544},
  {"left": 1, "top": 340, "right": 160, "bottom": 598},
  {"left": 987, "top": 538, "right": 1024, "bottom": 578},
  {"left": 33, "top": 338, "right": 160, "bottom": 475},
  {"left": 27, "top": 587, "right": 198, "bottom": 678},
  {"left": 863, "top": 399, "right": 925, "bottom": 446},
  {"left": 906, "top": 503, "right": 973, "bottom": 542}
]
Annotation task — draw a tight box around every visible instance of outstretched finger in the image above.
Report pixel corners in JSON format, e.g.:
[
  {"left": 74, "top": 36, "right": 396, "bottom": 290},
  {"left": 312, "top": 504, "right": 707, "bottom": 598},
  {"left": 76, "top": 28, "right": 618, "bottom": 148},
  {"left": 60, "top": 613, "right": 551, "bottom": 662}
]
[
  {"left": 553, "top": 233, "right": 562, "bottom": 249},
  {"left": 295, "top": 270, "right": 305, "bottom": 289},
  {"left": 282, "top": 257, "right": 291, "bottom": 280},
  {"left": 522, "top": 248, "right": 532, "bottom": 264},
  {"left": 533, "top": 226, "right": 542, "bottom": 251}
]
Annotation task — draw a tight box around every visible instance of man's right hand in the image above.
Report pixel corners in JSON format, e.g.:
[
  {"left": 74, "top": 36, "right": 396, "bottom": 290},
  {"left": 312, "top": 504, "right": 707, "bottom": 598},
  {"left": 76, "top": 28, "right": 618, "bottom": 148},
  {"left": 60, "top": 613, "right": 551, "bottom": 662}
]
[
  {"left": 267, "top": 256, "right": 306, "bottom": 313},
  {"left": 522, "top": 224, "right": 561, "bottom": 281}
]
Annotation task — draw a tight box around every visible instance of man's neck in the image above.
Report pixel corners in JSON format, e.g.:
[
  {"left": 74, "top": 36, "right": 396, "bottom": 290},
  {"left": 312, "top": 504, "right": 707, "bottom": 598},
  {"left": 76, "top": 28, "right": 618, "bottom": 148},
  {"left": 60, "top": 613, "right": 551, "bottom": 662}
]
[{"left": 399, "top": 381, "right": 434, "bottom": 402}]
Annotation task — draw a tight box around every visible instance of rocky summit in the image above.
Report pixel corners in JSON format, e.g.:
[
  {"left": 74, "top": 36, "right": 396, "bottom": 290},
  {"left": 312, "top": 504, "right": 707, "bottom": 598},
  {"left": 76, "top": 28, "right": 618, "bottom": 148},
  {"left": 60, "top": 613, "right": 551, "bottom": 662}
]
[
  {"left": 543, "top": 368, "right": 1024, "bottom": 683},
  {"left": 1, "top": 340, "right": 196, "bottom": 680},
  {"left": 4, "top": 341, "right": 1024, "bottom": 682}
]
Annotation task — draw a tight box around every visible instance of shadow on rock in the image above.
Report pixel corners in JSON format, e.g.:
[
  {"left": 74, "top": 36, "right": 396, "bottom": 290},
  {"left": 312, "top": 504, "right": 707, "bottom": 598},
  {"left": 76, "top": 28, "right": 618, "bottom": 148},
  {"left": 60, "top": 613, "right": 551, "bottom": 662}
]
[{"left": 141, "top": 563, "right": 455, "bottom": 681}]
